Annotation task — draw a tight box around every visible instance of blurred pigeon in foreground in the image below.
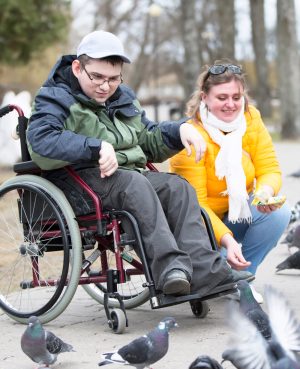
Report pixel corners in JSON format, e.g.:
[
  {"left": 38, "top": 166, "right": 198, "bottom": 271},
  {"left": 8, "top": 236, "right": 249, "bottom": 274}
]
[
  {"left": 276, "top": 249, "right": 300, "bottom": 272},
  {"left": 21, "top": 315, "right": 74, "bottom": 367},
  {"left": 237, "top": 280, "right": 271, "bottom": 340},
  {"left": 222, "top": 285, "right": 300, "bottom": 369},
  {"left": 189, "top": 355, "right": 223, "bottom": 369},
  {"left": 98, "top": 317, "right": 177, "bottom": 369}
]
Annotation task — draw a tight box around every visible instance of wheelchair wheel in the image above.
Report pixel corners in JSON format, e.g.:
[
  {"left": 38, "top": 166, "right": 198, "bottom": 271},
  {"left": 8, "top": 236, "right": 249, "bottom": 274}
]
[
  {"left": 0, "top": 175, "right": 82, "bottom": 324},
  {"left": 190, "top": 300, "right": 210, "bottom": 318},
  {"left": 109, "top": 308, "right": 126, "bottom": 334},
  {"left": 82, "top": 246, "right": 150, "bottom": 309}
]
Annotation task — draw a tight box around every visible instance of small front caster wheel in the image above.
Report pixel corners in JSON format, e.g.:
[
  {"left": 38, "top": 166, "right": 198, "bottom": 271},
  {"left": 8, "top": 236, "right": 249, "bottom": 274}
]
[
  {"left": 108, "top": 308, "right": 126, "bottom": 334},
  {"left": 190, "top": 300, "right": 210, "bottom": 318}
]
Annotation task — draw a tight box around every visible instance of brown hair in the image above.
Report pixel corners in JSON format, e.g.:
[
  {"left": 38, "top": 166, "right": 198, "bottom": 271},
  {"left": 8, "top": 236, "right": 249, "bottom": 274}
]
[{"left": 186, "top": 59, "right": 249, "bottom": 118}]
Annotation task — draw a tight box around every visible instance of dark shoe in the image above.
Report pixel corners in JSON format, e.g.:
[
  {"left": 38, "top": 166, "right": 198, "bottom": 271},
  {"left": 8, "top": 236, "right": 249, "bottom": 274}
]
[
  {"left": 203, "top": 269, "right": 254, "bottom": 297},
  {"left": 162, "top": 269, "right": 191, "bottom": 296},
  {"left": 219, "top": 269, "right": 255, "bottom": 285}
]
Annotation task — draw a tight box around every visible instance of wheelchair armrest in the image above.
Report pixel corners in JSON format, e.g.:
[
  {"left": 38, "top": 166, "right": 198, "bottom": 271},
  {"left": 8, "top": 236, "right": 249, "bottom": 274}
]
[{"left": 13, "top": 160, "right": 41, "bottom": 174}]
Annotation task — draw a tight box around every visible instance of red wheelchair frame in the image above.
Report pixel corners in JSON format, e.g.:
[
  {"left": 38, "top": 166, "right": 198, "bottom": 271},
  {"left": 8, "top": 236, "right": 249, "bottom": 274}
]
[{"left": 0, "top": 104, "right": 235, "bottom": 333}]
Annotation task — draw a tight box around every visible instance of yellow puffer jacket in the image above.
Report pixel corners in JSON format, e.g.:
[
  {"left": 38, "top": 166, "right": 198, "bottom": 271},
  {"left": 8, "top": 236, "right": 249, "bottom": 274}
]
[{"left": 170, "top": 105, "right": 282, "bottom": 245}]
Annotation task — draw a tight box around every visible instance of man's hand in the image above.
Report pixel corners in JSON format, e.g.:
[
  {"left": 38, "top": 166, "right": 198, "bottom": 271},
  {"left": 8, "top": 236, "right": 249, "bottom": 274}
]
[
  {"left": 99, "top": 141, "right": 118, "bottom": 178},
  {"left": 179, "top": 123, "right": 206, "bottom": 162}
]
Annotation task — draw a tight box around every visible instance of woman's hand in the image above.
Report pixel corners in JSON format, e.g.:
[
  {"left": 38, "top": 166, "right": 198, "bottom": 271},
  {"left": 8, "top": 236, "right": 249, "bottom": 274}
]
[
  {"left": 256, "top": 203, "right": 279, "bottom": 213},
  {"left": 254, "top": 185, "right": 278, "bottom": 214},
  {"left": 220, "top": 233, "right": 251, "bottom": 270}
]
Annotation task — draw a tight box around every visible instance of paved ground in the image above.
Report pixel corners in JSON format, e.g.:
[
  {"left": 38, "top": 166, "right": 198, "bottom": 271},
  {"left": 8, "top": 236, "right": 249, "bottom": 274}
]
[{"left": 1, "top": 141, "right": 300, "bottom": 369}]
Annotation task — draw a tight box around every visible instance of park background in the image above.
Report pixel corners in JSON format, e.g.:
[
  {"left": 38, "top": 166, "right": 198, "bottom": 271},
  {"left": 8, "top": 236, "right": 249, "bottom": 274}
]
[{"left": 1, "top": 0, "right": 300, "bottom": 142}]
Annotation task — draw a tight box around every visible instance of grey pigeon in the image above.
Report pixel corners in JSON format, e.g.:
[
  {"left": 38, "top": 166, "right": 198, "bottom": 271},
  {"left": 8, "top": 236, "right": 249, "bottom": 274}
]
[
  {"left": 290, "top": 224, "right": 300, "bottom": 248},
  {"left": 237, "top": 280, "right": 271, "bottom": 340},
  {"left": 98, "top": 317, "right": 177, "bottom": 369},
  {"left": 21, "top": 315, "right": 74, "bottom": 367},
  {"left": 289, "top": 170, "right": 300, "bottom": 178},
  {"left": 189, "top": 355, "right": 223, "bottom": 369},
  {"left": 281, "top": 226, "right": 296, "bottom": 245},
  {"left": 291, "top": 202, "right": 300, "bottom": 222},
  {"left": 281, "top": 223, "right": 300, "bottom": 255},
  {"left": 276, "top": 249, "right": 300, "bottom": 272},
  {"left": 222, "top": 285, "right": 300, "bottom": 369}
]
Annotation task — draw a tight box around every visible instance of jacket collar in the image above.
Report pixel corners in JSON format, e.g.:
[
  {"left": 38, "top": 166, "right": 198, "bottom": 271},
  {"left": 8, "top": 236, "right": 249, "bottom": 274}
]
[{"left": 45, "top": 55, "right": 137, "bottom": 112}]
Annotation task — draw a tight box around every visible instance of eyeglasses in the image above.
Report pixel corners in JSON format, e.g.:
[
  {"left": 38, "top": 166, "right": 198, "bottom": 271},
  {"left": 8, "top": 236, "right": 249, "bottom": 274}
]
[
  {"left": 208, "top": 64, "right": 242, "bottom": 75},
  {"left": 82, "top": 64, "right": 123, "bottom": 86}
]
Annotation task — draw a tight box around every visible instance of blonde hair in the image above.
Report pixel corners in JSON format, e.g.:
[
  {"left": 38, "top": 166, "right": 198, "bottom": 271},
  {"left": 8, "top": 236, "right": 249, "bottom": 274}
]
[{"left": 186, "top": 59, "right": 249, "bottom": 118}]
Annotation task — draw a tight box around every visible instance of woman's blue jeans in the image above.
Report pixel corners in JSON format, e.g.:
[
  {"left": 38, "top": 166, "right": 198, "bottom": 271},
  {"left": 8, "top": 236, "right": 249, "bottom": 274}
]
[{"left": 221, "top": 194, "right": 291, "bottom": 275}]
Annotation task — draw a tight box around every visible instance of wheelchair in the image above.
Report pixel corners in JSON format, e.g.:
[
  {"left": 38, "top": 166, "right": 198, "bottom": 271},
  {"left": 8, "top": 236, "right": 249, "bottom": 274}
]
[{"left": 0, "top": 104, "right": 236, "bottom": 333}]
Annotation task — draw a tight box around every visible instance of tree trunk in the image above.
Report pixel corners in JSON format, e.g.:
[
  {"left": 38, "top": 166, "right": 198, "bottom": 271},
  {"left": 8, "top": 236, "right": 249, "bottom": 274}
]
[
  {"left": 277, "top": 0, "right": 300, "bottom": 138},
  {"left": 249, "top": 0, "right": 272, "bottom": 117},
  {"left": 179, "top": 0, "right": 201, "bottom": 99},
  {"left": 215, "top": 0, "right": 235, "bottom": 59}
]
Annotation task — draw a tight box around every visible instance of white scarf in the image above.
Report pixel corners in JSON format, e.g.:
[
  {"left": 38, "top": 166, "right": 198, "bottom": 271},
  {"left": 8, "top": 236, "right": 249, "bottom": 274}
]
[{"left": 199, "top": 99, "right": 252, "bottom": 223}]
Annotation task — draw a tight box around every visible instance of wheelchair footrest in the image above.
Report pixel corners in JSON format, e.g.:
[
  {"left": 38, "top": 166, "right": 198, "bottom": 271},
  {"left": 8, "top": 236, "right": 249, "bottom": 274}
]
[{"left": 150, "top": 283, "right": 237, "bottom": 309}]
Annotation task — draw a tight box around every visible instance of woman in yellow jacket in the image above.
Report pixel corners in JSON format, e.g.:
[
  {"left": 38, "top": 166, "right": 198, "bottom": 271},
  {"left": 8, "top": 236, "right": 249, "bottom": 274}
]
[{"left": 170, "top": 61, "right": 290, "bottom": 302}]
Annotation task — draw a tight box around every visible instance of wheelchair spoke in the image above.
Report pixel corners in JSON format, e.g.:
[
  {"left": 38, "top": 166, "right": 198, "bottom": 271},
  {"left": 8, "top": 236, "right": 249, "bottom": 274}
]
[{"left": 0, "top": 183, "right": 70, "bottom": 318}]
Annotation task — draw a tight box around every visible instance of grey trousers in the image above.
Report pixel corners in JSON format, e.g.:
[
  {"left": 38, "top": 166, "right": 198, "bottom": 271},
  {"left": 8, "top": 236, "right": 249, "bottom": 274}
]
[{"left": 46, "top": 168, "right": 230, "bottom": 296}]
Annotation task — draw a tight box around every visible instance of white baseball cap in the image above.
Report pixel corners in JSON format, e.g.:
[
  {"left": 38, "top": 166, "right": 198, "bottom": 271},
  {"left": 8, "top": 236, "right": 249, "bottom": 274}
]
[{"left": 76, "top": 30, "right": 131, "bottom": 63}]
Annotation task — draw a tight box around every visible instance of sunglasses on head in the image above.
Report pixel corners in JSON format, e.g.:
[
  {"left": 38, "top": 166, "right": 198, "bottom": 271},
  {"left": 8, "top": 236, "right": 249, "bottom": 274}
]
[{"left": 208, "top": 64, "right": 242, "bottom": 75}]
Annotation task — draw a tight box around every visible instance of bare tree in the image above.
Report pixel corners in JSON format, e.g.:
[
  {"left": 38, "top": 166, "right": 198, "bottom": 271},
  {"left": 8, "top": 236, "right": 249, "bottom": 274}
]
[
  {"left": 127, "top": 1, "right": 152, "bottom": 92},
  {"left": 249, "top": 0, "right": 271, "bottom": 117},
  {"left": 215, "top": 0, "right": 235, "bottom": 59},
  {"left": 277, "top": 0, "right": 300, "bottom": 138},
  {"left": 179, "top": 0, "right": 201, "bottom": 99}
]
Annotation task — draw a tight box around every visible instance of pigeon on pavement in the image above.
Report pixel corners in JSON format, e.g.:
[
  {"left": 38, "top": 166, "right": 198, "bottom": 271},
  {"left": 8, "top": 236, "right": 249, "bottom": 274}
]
[
  {"left": 289, "top": 202, "right": 300, "bottom": 224},
  {"left": 276, "top": 249, "right": 300, "bottom": 272},
  {"left": 222, "top": 285, "right": 300, "bottom": 369},
  {"left": 283, "top": 223, "right": 300, "bottom": 255},
  {"left": 21, "top": 315, "right": 74, "bottom": 367},
  {"left": 189, "top": 355, "right": 223, "bottom": 369},
  {"left": 98, "top": 317, "right": 177, "bottom": 369},
  {"left": 237, "top": 280, "right": 271, "bottom": 340}
]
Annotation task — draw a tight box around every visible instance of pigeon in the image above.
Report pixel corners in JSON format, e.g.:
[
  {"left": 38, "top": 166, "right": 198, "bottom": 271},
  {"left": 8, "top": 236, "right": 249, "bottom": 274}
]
[
  {"left": 289, "top": 169, "right": 300, "bottom": 178},
  {"left": 237, "top": 280, "right": 271, "bottom": 340},
  {"left": 98, "top": 317, "right": 177, "bottom": 369},
  {"left": 276, "top": 249, "right": 300, "bottom": 272},
  {"left": 281, "top": 223, "right": 300, "bottom": 255},
  {"left": 222, "top": 285, "right": 300, "bottom": 369},
  {"left": 282, "top": 225, "right": 297, "bottom": 245},
  {"left": 290, "top": 224, "right": 300, "bottom": 248},
  {"left": 21, "top": 315, "right": 75, "bottom": 367},
  {"left": 189, "top": 355, "right": 223, "bottom": 369},
  {"left": 289, "top": 202, "right": 300, "bottom": 224},
  {"left": 289, "top": 201, "right": 300, "bottom": 225}
]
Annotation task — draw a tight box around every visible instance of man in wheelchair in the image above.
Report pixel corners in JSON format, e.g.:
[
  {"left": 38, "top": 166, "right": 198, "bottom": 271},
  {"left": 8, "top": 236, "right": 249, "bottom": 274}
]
[{"left": 26, "top": 30, "right": 253, "bottom": 298}]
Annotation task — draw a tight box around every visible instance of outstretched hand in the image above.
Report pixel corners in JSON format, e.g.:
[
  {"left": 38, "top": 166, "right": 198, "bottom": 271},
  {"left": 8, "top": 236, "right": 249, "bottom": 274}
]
[
  {"left": 253, "top": 185, "right": 279, "bottom": 214},
  {"left": 221, "top": 233, "right": 251, "bottom": 270},
  {"left": 179, "top": 123, "right": 207, "bottom": 162}
]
